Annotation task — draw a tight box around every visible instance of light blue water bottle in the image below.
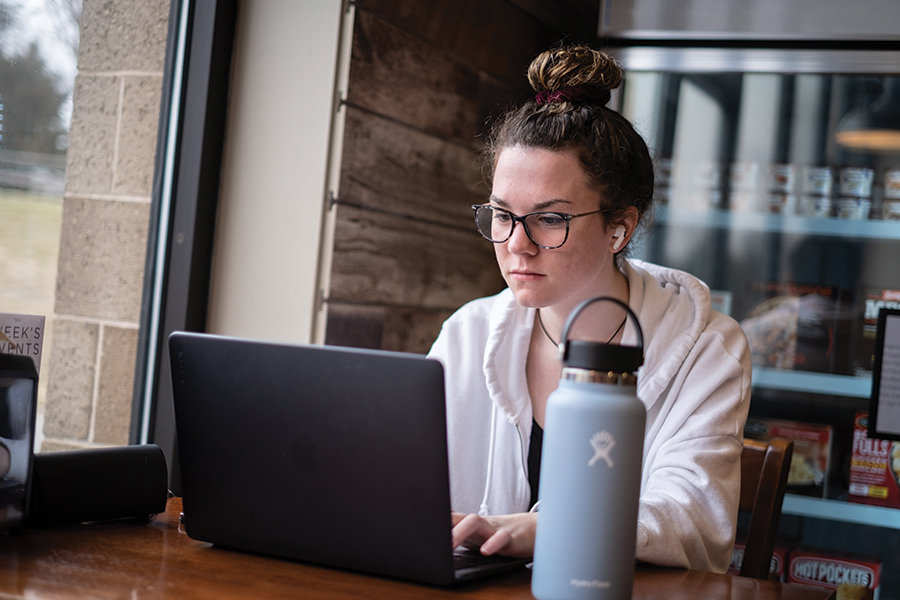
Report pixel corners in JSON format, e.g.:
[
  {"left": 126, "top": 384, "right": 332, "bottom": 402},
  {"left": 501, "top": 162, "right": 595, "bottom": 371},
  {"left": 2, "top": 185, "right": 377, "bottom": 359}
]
[{"left": 532, "top": 297, "right": 646, "bottom": 600}]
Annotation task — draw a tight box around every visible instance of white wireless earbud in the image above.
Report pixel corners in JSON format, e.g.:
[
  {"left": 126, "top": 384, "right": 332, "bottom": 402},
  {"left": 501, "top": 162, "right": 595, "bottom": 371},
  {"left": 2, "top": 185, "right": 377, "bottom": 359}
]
[{"left": 612, "top": 225, "right": 627, "bottom": 251}]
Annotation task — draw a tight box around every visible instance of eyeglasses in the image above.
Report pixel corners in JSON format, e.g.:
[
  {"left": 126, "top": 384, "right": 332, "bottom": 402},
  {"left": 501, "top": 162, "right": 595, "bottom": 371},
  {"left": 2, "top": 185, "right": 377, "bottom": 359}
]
[{"left": 471, "top": 204, "right": 606, "bottom": 249}]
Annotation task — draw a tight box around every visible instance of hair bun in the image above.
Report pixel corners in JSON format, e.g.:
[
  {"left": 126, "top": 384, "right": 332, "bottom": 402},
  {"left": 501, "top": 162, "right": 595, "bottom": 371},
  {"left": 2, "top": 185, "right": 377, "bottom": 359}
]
[{"left": 527, "top": 46, "right": 623, "bottom": 106}]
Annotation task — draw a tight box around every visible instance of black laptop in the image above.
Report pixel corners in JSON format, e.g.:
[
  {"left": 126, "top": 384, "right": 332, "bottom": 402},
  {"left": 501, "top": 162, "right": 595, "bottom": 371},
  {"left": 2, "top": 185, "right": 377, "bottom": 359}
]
[{"left": 168, "top": 332, "right": 529, "bottom": 585}]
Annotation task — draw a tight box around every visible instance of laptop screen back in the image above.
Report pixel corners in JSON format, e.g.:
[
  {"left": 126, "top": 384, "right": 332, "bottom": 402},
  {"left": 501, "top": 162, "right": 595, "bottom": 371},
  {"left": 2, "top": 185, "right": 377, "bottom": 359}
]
[{"left": 169, "top": 332, "right": 458, "bottom": 584}]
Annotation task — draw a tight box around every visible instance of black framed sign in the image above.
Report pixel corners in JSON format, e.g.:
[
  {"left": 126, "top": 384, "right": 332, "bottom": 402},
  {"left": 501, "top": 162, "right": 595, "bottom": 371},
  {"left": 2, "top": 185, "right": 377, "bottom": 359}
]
[
  {"left": 0, "top": 353, "right": 37, "bottom": 531},
  {"left": 868, "top": 308, "right": 900, "bottom": 441}
]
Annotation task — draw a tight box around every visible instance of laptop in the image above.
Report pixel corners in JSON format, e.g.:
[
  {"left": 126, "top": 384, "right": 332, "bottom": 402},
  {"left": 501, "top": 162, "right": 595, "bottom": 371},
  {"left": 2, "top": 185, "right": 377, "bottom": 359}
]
[{"left": 168, "top": 331, "right": 530, "bottom": 586}]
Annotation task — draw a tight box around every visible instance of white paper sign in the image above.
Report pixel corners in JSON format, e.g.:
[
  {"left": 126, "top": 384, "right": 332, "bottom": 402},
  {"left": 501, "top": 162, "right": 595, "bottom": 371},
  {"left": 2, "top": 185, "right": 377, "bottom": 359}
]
[
  {"left": 875, "top": 314, "right": 900, "bottom": 437},
  {"left": 0, "top": 312, "right": 46, "bottom": 374}
]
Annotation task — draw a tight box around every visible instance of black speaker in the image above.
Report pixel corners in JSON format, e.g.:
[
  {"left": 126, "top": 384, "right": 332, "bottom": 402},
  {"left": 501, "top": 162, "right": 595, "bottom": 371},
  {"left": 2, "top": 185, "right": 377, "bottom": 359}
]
[{"left": 27, "top": 444, "right": 168, "bottom": 527}]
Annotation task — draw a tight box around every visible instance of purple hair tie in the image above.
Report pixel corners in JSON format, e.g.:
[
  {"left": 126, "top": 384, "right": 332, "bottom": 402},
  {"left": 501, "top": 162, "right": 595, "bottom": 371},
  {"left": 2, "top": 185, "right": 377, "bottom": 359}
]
[{"left": 535, "top": 84, "right": 610, "bottom": 106}]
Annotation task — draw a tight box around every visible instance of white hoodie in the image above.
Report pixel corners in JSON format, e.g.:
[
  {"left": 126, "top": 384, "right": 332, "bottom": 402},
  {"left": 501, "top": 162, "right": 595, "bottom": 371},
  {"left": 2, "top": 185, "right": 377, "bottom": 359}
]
[{"left": 427, "top": 259, "right": 752, "bottom": 574}]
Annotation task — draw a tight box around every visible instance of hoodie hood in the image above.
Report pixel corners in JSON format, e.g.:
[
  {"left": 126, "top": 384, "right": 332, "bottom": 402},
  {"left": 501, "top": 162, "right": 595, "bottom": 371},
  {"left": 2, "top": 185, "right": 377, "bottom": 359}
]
[
  {"left": 482, "top": 259, "right": 712, "bottom": 422},
  {"left": 626, "top": 259, "right": 712, "bottom": 413}
]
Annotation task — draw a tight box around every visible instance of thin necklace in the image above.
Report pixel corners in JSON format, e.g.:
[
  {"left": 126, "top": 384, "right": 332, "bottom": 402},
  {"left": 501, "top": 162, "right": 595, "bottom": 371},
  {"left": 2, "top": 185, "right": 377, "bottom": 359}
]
[{"left": 536, "top": 309, "right": 627, "bottom": 347}]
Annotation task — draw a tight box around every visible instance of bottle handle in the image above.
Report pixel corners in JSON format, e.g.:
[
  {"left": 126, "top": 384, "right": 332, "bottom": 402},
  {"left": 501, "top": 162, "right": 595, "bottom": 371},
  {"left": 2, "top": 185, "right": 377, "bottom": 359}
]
[{"left": 557, "top": 296, "right": 645, "bottom": 364}]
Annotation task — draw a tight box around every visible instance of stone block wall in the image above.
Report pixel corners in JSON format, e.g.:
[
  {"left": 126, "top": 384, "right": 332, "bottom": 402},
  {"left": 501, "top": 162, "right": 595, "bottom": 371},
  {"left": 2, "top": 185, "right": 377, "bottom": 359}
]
[{"left": 40, "top": 0, "right": 169, "bottom": 451}]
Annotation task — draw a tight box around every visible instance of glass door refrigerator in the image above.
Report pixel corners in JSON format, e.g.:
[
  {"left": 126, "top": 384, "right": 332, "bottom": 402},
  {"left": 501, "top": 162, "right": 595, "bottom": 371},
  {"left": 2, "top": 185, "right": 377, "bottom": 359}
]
[{"left": 609, "top": 34, "right": 900, "bottom": 600}]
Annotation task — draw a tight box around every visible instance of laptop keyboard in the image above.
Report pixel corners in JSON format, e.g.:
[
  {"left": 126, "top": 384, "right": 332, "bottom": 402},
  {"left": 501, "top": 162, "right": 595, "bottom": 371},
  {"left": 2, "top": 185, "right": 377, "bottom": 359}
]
[
  {"left": 453, "top": 549, "right": 526, "bottom": 570},
  {"left": 453, "top": 550, "right": 488, "bottom": 569}
]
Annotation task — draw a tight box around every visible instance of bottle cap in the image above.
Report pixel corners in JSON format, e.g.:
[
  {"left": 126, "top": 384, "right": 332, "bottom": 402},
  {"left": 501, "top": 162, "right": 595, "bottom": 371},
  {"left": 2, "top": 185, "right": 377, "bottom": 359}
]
[
  {"left": 563, "top": 340, "right": 644, "bottom": 373},
  {"left": 557, "top": 297, "right": 645, "bottom": 374}
]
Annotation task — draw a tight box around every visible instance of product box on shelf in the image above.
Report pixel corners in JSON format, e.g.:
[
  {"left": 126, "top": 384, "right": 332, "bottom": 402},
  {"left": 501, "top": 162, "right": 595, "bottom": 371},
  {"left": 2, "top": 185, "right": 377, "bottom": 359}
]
[
  {"left": 786, "top": 547, "right": 881, "bottom": 600},
  {"left": 671, "top": 158, "right": 723, "bottom": 210},
  {"left": 740, "top": 281, "right": 854, "bottom": 375},
  {"left": 744, "top": 418, "right": 832, "bottom": 498},
  {"left": 728, "top": 540, "right": 795, "bottom": 580},
  {"left": 849, "top": 413, "right": 900, "bottom": 509},
  {"left": 883, "top": 168, "right": 900, "bottom": 220},
  {"left": 853, "top": 289, "right": 900, "bottom": 376},
  {"left": 770, "top": 543, "right": 793, "bottom": 582}
]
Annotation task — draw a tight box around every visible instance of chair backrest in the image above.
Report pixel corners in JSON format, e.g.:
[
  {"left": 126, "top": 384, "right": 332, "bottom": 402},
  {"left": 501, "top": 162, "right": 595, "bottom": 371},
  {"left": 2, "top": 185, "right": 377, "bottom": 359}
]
[{"left": 738, "top": 437, "right": 793, "bottom": 580}]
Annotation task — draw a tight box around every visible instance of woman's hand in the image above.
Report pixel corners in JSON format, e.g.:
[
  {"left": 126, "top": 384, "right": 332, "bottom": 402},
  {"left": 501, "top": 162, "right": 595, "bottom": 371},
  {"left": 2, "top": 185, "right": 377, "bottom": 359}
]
[{"left": 451, "top": 511, "right": 537, "bottom": 558}]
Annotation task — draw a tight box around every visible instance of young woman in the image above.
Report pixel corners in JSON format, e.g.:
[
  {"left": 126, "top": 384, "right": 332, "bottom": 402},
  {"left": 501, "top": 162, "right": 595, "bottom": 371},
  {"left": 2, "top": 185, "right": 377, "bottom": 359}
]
[{"left": 428, "top": 45, "right": 752, "bottom": 574}]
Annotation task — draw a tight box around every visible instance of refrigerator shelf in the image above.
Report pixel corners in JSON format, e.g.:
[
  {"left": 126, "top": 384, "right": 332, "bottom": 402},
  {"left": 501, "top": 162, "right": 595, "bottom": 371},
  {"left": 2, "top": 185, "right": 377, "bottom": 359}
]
[
  {"left": 752, "top": 367, "right": 872, "bottom": 398},
  {"left": 782, "top": 494, "right": 900, "bottom": 529},
  {"left": 656, "top": 206, "right": 900, "bottom": 240},
  {"left": 618, "top": 56, "right": 900, "bottom": 592}
]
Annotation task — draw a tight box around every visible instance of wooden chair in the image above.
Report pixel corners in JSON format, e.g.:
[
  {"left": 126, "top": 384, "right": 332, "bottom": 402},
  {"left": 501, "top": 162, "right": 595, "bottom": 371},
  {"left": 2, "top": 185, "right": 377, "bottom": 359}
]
[{"left": 738, "top": 437, "right": 794, "bottom": 580}]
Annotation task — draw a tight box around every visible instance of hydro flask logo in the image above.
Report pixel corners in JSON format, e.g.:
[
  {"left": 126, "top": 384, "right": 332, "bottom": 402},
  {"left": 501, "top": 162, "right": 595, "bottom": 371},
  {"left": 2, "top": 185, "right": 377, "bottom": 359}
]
[{"left": 588, "top": 431, "right": 615, "bottom": 467}]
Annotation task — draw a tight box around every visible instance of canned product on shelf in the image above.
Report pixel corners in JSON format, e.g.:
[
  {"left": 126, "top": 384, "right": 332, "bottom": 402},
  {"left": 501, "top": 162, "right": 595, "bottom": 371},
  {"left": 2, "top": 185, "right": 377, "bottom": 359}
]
[
  {"left": 885, "top": 168, "right": 900, "bottom": 197},
  {"left": 693, "top": 188, "right": 723, "bottom": 209},
  {"left": 879, "top": 168, "right": 900, "bottom": 220},
  {"left": 798, "top": 194, "right": 832, "bottom": 218},
  {"left": 839, "top": 166, "right": 875, "bottom": 198},
  {"left": 730, "top": 160, "right": 762, "bottom": 191},
  {"left": 770, "top": 163, "right": 796, "bottom": 194},
  {"left": 687, "top": 159, "right": 723, "bottom": 209},
  {"left": 837, "top": 196, "right": 872, "bottom": 220},
  {"left": 802, "top": 165, "right": 833, "bottom": 197},
  {"left": 692, "top": 159, "right": 722, "bottom": 189},
  {"left": 729, "top": 189, "right": 761, "bottom": 213},
  {"left": 767, "top": 192, "right": 797, "bottom": 215},
  {"left": 883, "top": 199, "right": 900, "bottom": 221}
]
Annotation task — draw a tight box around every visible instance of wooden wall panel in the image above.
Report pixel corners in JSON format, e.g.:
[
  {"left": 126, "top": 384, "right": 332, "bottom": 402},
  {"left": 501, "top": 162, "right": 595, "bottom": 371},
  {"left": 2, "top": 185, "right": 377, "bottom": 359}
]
[
  {"left": 339, "top": 106, "right": 487, "bottom": 228},
  {"left": 476, "top": 71, "right": 525, "bottom": 146},
  {"left": 379, "top": 306, "right": 455, "bottom": 354},
  {"left": 328, "top": 203, "right": 504, "bottom": 309},
  {"left": 349, "top": 10, "right": 481, "bottom": 147},
  {"left": 355, "top": 0, "right": 559, "bottom": 87},
  {"left": 347, "top": 10, "right": 523, "bottom": 151},
  {"left": 325, "top": 1, "right": 575, "bottom": 353},
  {"left": 324, "top": 303, "right": 454, "bottom": 355}
]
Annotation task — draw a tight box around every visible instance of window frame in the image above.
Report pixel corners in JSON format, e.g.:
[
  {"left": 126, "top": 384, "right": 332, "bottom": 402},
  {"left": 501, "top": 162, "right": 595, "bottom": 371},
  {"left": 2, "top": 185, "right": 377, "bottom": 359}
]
[{"left": 130, "top": 0, "right": 239, "bottom": 489}]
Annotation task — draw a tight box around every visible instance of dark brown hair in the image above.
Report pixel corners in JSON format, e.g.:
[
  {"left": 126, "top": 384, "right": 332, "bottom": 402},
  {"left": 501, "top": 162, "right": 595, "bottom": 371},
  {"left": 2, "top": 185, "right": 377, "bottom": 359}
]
[{"left": 484, "top": 45, "right": 654, "bottom": 253}]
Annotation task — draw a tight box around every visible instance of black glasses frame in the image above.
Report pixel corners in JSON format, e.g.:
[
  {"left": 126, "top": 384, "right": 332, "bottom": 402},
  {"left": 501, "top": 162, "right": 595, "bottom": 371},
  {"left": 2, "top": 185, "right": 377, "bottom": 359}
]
[{"left": 471, "top": 204, "right": 606, "bottom": 249}]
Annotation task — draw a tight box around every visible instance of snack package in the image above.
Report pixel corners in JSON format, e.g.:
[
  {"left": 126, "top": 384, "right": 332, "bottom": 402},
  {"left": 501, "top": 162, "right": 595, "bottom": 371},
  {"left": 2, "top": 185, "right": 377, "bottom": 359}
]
[
  {"left": 728, "top": 540, "right": 794, "bottom": 580},
  {"left": 849, "top": 413, "right": 900, "bottom": 508},
  {"left": 853, "top": 289, "right": 900, "bottom": 376},
  {"left": 744, "top": 418, "right": 833, "bottom": 497},
  {"left": 786, "top": 548, "right": 881, "bottom": 600},
  {"left": 740, "top": 281, "right": 854, "bottom": 375},
  {"left": 770, "top": 544, "right": 792, "bottom": 582}
]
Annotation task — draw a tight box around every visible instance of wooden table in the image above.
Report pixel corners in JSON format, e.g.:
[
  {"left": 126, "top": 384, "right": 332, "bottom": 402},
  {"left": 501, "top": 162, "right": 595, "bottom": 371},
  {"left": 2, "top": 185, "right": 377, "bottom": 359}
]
[{"left": 0, "top": 497, "right": 834, "bottom": 599}]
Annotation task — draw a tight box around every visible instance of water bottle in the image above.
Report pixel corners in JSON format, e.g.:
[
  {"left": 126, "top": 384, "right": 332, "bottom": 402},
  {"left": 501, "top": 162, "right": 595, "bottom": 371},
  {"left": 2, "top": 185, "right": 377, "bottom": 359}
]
[{"left": 532, "top": 297, "right": 646, "bottom": 600}]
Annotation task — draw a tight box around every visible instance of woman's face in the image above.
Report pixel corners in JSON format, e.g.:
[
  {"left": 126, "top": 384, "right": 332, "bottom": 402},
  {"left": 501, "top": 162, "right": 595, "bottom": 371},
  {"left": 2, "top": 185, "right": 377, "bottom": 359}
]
[{"left": 490, "top": 146, "right": 619, "bottom": 311}]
